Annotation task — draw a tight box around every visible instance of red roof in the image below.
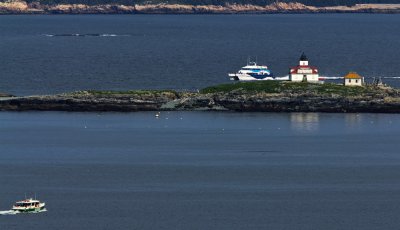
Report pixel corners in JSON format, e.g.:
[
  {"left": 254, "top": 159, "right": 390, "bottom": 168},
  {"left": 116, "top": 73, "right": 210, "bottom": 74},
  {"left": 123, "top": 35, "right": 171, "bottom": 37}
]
[{"left": 290, "top": 65, "right": 318, "bottom": 74}]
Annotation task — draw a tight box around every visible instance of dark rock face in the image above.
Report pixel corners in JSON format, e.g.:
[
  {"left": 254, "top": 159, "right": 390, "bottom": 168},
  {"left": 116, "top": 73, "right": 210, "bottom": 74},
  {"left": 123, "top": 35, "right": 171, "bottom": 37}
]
[
  {"left": 0, "top": 92, "right": 15, "bottom": 97},
  {"left": 0, "top": 92, "right": 178, "bottom": 112},
  {"left": 1, "top": 90, "right": 400, "bottom": 113},
  {"left": 207, "top": 91, "right": 400, "bottom": 112},
  {"left": 214, "top": 96, "right": 400, "bottom": 112}
]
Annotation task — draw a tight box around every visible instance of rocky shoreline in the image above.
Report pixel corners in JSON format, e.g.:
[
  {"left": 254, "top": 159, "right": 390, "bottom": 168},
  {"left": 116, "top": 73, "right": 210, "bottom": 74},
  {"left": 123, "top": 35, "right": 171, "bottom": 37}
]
[
  {"left": 1, "top": 82, "right": 400, "bottom": 113},
  {"left": 1, "top": 2, "right": 400, "bottom": 14}
]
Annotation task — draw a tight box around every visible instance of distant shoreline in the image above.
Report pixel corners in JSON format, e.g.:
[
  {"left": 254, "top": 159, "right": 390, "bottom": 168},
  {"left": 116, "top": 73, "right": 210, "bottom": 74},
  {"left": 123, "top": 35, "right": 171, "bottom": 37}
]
[{"left": 1, "top": 2, "right": 400, "bottom": 15}]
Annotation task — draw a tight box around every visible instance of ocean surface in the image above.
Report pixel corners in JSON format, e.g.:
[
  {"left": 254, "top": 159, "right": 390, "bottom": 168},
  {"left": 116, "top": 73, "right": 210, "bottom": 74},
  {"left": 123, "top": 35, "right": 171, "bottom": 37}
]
[
  {"left": 1, "top": 14, "right": 400, "bottom": 230},
  {"left": 1, "top": 111, "right": 400, "bottom": 230},
  {"left": 0, "top": 14, "right": 400, "bottom": 95}
]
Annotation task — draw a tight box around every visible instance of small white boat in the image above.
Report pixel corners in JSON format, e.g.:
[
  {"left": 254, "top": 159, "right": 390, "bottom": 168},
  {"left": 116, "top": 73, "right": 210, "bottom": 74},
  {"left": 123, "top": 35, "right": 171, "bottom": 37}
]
[
  {"left": 12, "top": 198, "right": 46, "bottom": 213},
  {"left": 229, "top": 59, "right": 273, "bottom": 81}
]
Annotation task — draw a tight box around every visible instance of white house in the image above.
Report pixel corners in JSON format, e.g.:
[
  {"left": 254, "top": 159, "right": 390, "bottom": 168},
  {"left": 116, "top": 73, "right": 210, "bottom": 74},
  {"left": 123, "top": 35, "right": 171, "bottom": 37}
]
[
  {"left": 344, "top": 72, "right": 364, "bottom": 86},
  {"left": 289, "top": 53, "right": 319, "bottom": 83}
]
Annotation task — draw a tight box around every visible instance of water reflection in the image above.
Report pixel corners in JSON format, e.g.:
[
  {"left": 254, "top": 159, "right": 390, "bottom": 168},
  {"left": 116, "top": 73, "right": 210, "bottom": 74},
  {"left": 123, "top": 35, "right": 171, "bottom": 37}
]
[
  {"left": 344, "top": 113, "right": 362, "bottom": 129},
  {"left": 290, "top": 113, "right": 320, "bottom": 133}
]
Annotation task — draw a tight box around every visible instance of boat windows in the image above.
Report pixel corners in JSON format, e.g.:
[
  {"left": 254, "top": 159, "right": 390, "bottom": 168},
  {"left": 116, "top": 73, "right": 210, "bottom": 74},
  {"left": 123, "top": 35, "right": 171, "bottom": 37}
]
[{"left": 15, "top": 203, "right": 35, "bottom": 207}]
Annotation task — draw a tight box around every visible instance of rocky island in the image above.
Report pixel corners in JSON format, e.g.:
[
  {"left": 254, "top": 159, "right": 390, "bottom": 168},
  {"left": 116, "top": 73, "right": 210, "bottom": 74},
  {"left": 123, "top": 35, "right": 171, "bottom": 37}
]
[
  {"left": 1, "top": 1, "right": 400, "bottom": 14},
  {"left": 1, "top": 81, "right": 400, "bottom": 113}
]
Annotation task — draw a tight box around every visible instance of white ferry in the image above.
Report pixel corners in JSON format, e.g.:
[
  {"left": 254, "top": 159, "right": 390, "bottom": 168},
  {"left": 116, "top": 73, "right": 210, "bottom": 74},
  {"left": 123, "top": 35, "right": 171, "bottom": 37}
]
[
  {"left": 12, "top": 198, "right": 46, "bottom": 213},
  {"left": 229, "top": 60, "right": 273, "bottom": 81}
]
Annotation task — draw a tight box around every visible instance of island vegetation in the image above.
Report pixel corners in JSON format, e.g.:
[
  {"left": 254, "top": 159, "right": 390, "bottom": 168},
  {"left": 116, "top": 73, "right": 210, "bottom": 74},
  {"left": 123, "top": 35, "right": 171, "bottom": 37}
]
[
  {"left": 200, "top": 81, "right": 381, "bottom": 96},
  {"left": 1, "top": 81, "right": 400, "bottom": 113},
  {"left": 80, "top": 89, "right": 179, "bottom": 97}
]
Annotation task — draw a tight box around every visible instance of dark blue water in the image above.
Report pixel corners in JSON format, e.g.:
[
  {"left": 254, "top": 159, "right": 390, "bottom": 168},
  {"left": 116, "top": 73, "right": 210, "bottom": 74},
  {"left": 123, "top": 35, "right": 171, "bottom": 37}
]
[
  {"left": 0, "top": 14, "right": 400, "bottom": 95},
  {"left": 1, "top": 112, "right": 400, "bottom": 229},
  {"left": 1, "top": 14, "right": 400, "bottom": 229}
]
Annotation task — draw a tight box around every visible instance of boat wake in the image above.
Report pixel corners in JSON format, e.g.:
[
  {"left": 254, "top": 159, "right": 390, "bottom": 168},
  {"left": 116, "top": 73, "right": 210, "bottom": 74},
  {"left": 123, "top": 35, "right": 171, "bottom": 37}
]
[
  {"left": 0, "top": 210, "right": 18, "bottom": 215},
  {"left": 272, "top": 76, "right": 343, "bottom": 81},
  {"left": 0, "top": 209, "right": 47, "bottom": 215},
  {"left": 274, "top": 75, "right": 290, "bottom": 80},
  {"left": 42, "top": 33, "right": 130, "bottom": 37},
  {"left": 262, "top": 76, "right": 399, "bottom": 81},
  {"left": 319, "top": 76, "right": 344, "bottom": 80}
]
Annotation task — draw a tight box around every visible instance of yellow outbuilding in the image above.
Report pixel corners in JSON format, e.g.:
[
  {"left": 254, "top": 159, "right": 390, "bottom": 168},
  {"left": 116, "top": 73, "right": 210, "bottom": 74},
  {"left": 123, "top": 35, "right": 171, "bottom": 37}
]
[{"left": 344, "top": 72, "right": 364, "bottom": 86}]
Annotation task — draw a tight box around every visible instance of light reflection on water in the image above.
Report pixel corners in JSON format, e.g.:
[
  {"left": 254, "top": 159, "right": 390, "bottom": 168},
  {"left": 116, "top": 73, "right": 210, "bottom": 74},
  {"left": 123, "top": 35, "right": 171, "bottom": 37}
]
[
  {"left": 290, "top": 112, "right": 320, "bottom": 133},
  {"left": 344, "top": 113, "right": 362, "bottom": 129}
]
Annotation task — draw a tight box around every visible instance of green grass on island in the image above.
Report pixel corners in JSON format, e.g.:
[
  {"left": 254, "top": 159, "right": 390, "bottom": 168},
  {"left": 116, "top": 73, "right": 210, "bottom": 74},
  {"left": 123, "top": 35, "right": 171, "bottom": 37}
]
[
  {"left": 200, "top": 81, "right": 378, "bottom": 96},
  {"left": 72, "top": 89, "right": 179, "bottom": 96},
  {"left": 69, "top": 81, "right": 387, "bottom": 97}
]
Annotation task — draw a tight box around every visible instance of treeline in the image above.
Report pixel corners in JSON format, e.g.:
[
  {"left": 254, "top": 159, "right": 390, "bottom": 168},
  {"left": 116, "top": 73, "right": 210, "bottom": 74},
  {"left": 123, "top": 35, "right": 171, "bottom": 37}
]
[{"left": 12, "top": 0, "right": 400, "bottom": 7}]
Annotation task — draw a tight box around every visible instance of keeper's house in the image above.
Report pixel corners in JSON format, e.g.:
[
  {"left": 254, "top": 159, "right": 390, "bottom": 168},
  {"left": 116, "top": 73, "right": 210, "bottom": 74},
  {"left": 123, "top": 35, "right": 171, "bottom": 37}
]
[
  {"left": 289, "top": 53, "right": 319, "bottom": 83},
  {"left": 344, "top": 72, "right": 364, "bottom": 86}
]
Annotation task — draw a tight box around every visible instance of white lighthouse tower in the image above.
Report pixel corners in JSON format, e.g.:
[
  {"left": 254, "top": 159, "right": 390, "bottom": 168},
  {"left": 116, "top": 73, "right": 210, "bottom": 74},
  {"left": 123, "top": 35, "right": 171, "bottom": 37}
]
[{"left": 289, "top": 53, "right": 319, "bottom": 83}]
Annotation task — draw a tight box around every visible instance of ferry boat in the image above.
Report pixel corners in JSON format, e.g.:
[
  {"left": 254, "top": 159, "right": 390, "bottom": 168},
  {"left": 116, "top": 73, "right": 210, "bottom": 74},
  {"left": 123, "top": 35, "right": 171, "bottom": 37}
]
[
  {"left": 229, "top": 60, "right": 273, "bottom": 81},
  {"left": 12, "top": 198, "right": 46, "bottom": 213}
]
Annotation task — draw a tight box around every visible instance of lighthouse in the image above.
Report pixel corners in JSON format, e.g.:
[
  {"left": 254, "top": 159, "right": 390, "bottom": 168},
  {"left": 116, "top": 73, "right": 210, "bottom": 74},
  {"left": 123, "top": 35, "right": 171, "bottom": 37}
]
[{"left": 289, "top": 53, "right": 319, "bottom": 83}]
